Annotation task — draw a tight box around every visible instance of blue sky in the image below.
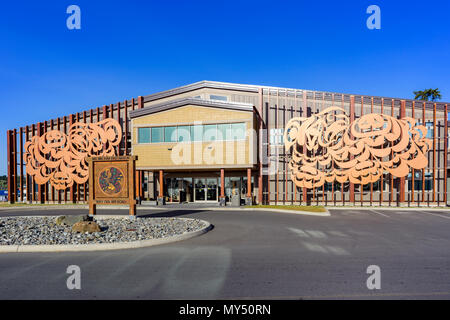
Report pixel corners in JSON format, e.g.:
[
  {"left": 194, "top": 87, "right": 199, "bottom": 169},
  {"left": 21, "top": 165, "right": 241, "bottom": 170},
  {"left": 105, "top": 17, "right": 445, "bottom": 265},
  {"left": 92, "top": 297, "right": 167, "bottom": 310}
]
[{"left": 1, "top": 0, "right": 449, "bottom": 175}]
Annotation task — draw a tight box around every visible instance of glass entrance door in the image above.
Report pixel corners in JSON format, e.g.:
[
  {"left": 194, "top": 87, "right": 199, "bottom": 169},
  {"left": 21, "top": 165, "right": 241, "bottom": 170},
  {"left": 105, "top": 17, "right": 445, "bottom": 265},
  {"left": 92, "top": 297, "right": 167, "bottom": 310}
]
[
  {"left": 194, "top": 178, "right": 206, "bottom": 201},
  {"left": 206, "top": 178, "right": 217, "bottom": 202},
  {"left": 194, "top": 178, "right": 218, "bottom": 202}
]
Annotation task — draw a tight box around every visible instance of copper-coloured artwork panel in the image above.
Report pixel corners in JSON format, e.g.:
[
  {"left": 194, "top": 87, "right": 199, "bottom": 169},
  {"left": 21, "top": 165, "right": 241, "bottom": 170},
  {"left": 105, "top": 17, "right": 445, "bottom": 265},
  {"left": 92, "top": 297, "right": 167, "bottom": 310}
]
[
  {"left": 23, "top": 119, "right": 122, "bottom": 190},
  {"left": 94, "top": 161, "right": 129, "bottom": 199},
  {"left": 284, "top": 107, "right": 431, "bottom": 189}
]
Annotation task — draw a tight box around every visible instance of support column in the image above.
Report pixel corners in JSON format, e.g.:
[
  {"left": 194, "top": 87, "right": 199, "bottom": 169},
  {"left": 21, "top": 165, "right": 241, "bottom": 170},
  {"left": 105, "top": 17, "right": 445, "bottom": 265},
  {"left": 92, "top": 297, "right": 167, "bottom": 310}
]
[
  {"left": 37, "top": 123, "right": 44, "bottom": 203},
  {"left": 245, "top": 168, "right": 252, "bottom": 205},
  {"left": 444, "top": 104, "right": 448, "bottom": 206},
  {"left": 135, "top": 170, "right": 140, "bottom": 204},
  {"left": 219, "top": 168, "right": 226, "bottom": 206},
  {"left": 157, "top": 170, "right": 165, "bottom": 205},
  {"left": 349, "top": 96, "right": 355, "bottom": 204},
  {"left": 140, "top": 171, "right": 144, "bottom": 200},
  {"left": 7, "top": 130, "right": 14, "bottom": 204},
  {"left": 257, "top": 88, "right": 264, "bottom": 205},
  {"left": 69, "top": 115, "right": 76, "bottom": 203},
  {"left": 19, "top": 127, "right": 24, "bottom": 203},
  {"left": 399, "top": 100, "right": 406, "bottom": 204},
  {"left": 12, "top": 129, "right": 18, "bottom": 203}
]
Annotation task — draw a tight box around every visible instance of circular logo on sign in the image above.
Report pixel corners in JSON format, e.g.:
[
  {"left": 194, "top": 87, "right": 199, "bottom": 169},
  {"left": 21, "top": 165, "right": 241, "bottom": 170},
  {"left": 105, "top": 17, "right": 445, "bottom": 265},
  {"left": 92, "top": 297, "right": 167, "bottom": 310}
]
[{"left": 98, "top": 166, "right": 125, "bottom": 195}]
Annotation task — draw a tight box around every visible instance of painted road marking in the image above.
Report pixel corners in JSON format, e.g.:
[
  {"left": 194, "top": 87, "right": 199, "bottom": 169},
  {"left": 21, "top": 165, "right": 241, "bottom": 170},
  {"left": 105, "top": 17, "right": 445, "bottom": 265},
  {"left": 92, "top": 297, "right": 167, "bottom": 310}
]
[
  {"left": 418, "top": 211, "right": 450, "bottom": 220},
  {"left": 368, "top": 210, "right": 391, "bottom": 218}
]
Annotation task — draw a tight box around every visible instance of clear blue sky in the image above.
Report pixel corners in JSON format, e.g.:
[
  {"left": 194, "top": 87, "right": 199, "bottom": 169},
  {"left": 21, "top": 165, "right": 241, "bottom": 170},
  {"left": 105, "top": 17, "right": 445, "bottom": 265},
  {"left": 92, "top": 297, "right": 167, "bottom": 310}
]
[{"left": 1, "top": 0, "right": 449, "bottom": 175}]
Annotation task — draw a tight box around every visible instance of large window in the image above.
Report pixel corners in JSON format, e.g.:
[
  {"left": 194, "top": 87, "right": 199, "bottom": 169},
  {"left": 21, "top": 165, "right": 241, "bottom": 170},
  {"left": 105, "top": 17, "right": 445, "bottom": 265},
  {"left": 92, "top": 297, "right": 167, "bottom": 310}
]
[
  {"left": 190, "top": 125, "right": 204, "bottom": 142},
  {"left": 177, "top": 126, "right": 191, "bottom": 142},
  {"left": 217, "top": 123, "right": 229, "bottom": 140},
  {"left": 231, "top": 123, "right": 246, "bottom": 140},
  {"left": 204, "top": 124, "right": 217, "bottom": 141},
  {"left": 151, "top": 127, "right": 163, "bottom": 143},
  {"left": 165, "top": 126, "right": 177, "bottom": 142},
  {"left": 138, "top": 127, "right": 150, "bottom": 143},
  {"left": 137, "top": 122, "right": 247, "bottom": 144}
]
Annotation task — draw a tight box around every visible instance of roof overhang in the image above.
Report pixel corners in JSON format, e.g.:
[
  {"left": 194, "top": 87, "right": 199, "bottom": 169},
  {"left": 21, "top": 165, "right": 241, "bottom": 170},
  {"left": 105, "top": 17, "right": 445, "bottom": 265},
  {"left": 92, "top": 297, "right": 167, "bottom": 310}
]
[{"left": 129, "top": 97, "right": 255, "bottom": 119}]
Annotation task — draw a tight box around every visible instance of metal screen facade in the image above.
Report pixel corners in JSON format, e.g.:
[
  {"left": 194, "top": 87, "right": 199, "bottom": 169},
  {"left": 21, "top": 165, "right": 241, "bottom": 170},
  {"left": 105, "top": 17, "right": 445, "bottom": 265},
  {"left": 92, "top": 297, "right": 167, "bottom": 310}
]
[
  {"left": 260, "top": 88, "right": 448, "bottom": 206},
  {"left": 5, "top": 81, "right": 449, "bottom": 207}
]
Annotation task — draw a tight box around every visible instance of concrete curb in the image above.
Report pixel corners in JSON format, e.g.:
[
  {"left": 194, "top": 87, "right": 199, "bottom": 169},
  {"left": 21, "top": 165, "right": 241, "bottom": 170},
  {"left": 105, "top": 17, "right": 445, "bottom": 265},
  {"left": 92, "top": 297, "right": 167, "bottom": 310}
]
[
  {"left": 0, "top": 205, "right": 330, "bottom": 216},
  {"left": 0, "top": 205, "right": 151, "bottom": 211},
  {"left": 327, "top": 206, "right": 450, "bottom": 212},
  {"left": 0, "top": 218, "right": 212, "bottom": 253}
]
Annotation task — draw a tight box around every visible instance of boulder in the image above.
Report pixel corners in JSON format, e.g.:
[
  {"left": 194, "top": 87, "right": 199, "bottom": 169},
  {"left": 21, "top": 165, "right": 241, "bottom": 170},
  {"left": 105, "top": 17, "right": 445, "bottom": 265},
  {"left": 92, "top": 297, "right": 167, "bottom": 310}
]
[
  {"left": 56, "top": 215, "right": 90, "bottom": 226},
  {"left": 71, "top": 221, "right": 101, "bottom": 233}
]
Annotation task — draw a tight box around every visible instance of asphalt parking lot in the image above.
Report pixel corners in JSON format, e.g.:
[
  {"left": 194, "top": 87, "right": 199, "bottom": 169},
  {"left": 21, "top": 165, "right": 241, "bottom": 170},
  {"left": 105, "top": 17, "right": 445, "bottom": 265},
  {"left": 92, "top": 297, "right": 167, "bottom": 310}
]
[{"left": 0, "top": 207, "right": 449, "bottom": 299}]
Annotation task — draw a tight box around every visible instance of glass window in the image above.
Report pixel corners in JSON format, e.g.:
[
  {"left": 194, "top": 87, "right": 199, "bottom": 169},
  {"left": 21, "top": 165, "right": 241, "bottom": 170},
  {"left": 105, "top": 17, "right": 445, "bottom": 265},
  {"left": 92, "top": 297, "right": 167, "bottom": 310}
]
[
  {"left": 165, "top": 126, "right": 177, "bottom": 142},
  {"left": 425, "top": 173, "right": 433, "bottom": 191},
  {"left": 231, "top": 123, "right": 246, "bottom": 140},
  {"left": 177, "top": 125, "right": 191, "bottom": 142},
  {"left": 203, "top": 124, "right": 217, "bottom": 141},
  {"left": 190, "top": 125, "right": 203, "bottom": 142},
  {"left": 270, "top": 128, "right": 284, "bottom": 145},
  {"left": 217, "top": 124, "right": 230, "bottom": 141},
  {"left": 151, "top": 127, "right": 163, "bottom": 143},
  {"left": 138, "top": 127, "right": 150, "bottom": 143},
  {"left": 425, "top": 122, "right": 433, "bottom": 139},
  {"left": 209, "top": 95, "right": 228, "bottom": 101}
]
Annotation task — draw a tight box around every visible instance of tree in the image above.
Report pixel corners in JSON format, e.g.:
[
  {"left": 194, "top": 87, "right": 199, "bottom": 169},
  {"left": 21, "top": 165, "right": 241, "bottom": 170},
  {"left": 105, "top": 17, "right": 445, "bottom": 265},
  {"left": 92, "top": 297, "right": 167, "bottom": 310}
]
[{"left": 413, "top": 88, "right": 442, "bottom": 102}]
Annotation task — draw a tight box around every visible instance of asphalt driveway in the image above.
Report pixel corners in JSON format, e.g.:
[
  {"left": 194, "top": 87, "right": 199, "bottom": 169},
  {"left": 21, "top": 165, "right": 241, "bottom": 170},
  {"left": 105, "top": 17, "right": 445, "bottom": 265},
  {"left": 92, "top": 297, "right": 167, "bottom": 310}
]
[{"left": 0, "top": 207, "right": 449, "bottom": 299}]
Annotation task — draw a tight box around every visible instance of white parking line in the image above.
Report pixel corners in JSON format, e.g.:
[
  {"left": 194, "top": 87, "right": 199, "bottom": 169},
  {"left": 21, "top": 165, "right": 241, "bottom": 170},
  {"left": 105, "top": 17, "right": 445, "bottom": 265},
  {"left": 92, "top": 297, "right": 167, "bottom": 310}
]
[
  {"left": 418, "top": 211, "right": 450, "bottom": 220},
  {"left": 368, "top": 209, "right": 391, "bottom": 218}
]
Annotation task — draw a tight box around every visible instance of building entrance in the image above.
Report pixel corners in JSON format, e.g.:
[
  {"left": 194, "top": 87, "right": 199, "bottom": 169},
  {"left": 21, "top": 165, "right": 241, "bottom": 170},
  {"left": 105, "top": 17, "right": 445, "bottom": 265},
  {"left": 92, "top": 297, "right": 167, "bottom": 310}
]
[
  {"left": 162, "top": 173, "right": 249, "bottom": 204},
  {"left": 194, "top": 178, "right": 218, "bottom": 202}
]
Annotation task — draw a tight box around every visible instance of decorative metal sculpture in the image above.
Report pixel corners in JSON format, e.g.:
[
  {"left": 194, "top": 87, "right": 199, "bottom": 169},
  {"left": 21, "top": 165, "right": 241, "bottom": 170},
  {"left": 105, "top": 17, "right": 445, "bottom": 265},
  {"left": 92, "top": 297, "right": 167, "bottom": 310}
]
[
  {"left": 284, "top": 107, "right": 431, "bottom": 189},
  {"left": 23, "top": 119, "right": 122, "bottom": 190}
]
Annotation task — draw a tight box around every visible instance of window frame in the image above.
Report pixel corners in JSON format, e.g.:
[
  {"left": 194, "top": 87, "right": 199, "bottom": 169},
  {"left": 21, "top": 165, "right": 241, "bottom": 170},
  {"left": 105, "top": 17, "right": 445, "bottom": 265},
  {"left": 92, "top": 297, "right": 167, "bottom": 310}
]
[{"left": 136, "top": 121, "right": 248, "bottom": 144}]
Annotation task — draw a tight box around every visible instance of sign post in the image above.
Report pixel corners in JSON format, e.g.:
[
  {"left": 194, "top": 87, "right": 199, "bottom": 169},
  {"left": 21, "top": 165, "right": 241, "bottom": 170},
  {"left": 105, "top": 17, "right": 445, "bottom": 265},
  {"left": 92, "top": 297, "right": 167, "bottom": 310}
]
[{"left": 88, "top": 156, "right": 137, "bottom": 218}]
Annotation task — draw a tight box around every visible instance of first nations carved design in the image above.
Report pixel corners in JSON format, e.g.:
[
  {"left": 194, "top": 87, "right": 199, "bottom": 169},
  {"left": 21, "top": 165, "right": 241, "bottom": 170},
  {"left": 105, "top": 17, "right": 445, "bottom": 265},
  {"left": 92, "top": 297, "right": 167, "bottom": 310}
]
[
  {"left": 23, "top": 119, "right": 122, "bottom": 190},
  {"left": 284, "top": 107, "right": 431, "bottom": 189}
]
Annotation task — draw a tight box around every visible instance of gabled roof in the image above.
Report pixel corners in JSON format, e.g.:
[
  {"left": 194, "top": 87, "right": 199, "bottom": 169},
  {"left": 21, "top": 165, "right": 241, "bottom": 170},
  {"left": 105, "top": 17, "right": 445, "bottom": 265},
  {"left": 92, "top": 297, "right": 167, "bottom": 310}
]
[
  {"left": 141, "top": 80, "right": 259, "bottom": 104},
  {"left": 129, "top": 97, "right": 254, "bottom": 119},
  {"left": 140, "top": 80, "right": 449, "bottom": 108}
]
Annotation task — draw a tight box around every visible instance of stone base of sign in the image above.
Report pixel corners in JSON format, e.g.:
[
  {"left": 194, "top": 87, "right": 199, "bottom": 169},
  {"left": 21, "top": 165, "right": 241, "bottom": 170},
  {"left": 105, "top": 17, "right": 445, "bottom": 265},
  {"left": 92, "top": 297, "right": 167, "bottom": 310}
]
[
  {"left": 219, "top": 196, "right": 226, "bottom": 207},
  {"left": 245, "top": 196, "right": 253, "bottom": 206},
  {"left": 231, "top": 195, "right": 241, "bottom": 207}
]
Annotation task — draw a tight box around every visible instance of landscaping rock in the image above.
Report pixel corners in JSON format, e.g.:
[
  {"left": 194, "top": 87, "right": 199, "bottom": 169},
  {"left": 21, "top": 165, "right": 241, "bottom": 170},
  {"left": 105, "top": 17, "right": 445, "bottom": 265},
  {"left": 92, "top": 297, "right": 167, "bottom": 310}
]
[
  {"left": 56, "top": 215, "right": 90, "bottom": 226},
  {"left": 72, "top": 221, "right": 101, "bottom": 233},
  {"left": 0, "top": 216, "right": 208, "bottom": 245}
]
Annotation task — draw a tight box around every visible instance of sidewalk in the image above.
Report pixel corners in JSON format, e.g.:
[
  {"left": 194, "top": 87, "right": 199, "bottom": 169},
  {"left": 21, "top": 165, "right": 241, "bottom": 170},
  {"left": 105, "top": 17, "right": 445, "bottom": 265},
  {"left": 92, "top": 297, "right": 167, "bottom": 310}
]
[{"left": 0, "top": 202, "right": 330, "bottom": 217}]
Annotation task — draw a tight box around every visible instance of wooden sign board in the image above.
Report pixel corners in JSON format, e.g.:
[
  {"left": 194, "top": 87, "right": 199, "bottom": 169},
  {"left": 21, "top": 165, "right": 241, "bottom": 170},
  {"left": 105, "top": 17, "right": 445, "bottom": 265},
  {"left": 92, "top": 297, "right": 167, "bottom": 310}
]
[{"left": 87, "top": 155, "right": 137, "bottom": 216}]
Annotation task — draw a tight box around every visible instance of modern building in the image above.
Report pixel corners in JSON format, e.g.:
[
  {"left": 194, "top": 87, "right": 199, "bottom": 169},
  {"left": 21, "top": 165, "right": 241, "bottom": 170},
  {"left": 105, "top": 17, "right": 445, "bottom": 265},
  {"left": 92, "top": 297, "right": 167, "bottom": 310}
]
[{"left": 6, "top": 81, "right": 450, "bottom": 206}]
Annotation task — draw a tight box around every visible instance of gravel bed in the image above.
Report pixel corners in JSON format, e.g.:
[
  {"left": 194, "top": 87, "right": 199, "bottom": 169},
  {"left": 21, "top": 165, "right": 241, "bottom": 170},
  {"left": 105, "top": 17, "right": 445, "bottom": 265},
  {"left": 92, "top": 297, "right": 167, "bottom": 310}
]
[{"left": 0, "top": 217, "right": 208, "bottom": 246}]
